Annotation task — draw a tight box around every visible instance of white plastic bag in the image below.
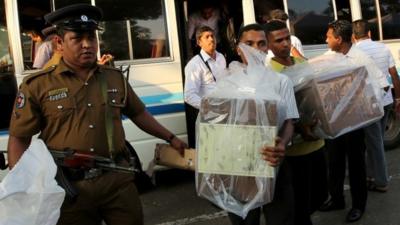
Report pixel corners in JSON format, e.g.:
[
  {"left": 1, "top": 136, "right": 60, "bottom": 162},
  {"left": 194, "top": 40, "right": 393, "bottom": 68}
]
[
  {"left": 196, "top": 44, "right": 286, "bottom": 218},
  {"left": 0, "top": 139, "right": 65, "bottom": 225},
  {"left": 283, "top": 53, "right": 384, "bottom": 138}
]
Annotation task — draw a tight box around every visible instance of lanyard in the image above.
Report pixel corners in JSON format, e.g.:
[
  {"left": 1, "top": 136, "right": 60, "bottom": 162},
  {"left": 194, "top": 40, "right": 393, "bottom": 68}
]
[{"left": 198, "top": 53, "right": 216, "bottom": 82}]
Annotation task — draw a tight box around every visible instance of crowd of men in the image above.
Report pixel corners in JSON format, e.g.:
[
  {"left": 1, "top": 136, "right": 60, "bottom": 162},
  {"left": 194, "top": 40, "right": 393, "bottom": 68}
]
[
  {"left": 5, "top": 1, "right": 400, "bottom": 225},
  {"left": 184, "top": 9, "right": 400, "bottom": 225}
]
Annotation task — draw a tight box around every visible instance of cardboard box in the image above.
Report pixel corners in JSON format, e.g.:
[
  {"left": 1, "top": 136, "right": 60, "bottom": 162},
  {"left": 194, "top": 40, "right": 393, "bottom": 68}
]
[
  {"left": 197, "top": 97, "right": 277, "bottom": 203},
  {"left": 295, "top": 66, "right": 383, "bottom": 137},
  {"left": 154, "top": 144, "right": 196, "bottom": 171},
  {"left": 200, "top": 97, "right": 278, "bottom": 125}
]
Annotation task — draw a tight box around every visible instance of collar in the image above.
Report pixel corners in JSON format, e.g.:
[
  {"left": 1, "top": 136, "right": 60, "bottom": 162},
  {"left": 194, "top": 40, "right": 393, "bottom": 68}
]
[
  {"left": 200, "top": 49, "right": 215, "bottom": 62},
  {"left": 269, "top": 57, "right": 305, "bottom": 73},
  {"left": 52, "top": 58, "right": 99, "bottom": 76},
  {"left": 355, "top": 38, "right": 372, "bottom": 45}
]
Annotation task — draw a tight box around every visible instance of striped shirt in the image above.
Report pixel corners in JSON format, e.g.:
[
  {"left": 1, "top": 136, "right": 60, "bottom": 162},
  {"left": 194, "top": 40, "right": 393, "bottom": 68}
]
[{"left": 355, "top": 39, "right": 395, "bottom": 105}]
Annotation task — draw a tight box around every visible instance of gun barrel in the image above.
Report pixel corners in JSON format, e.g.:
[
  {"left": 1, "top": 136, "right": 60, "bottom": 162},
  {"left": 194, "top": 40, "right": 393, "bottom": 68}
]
[{"left": 96, "top": 162, "right": 139, "bottom": 173}]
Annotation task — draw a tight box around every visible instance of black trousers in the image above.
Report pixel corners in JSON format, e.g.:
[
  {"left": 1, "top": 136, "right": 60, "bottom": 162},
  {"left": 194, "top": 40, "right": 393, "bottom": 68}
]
[
  {"left": 325, "top": 129, "right": 367, "bottom": 210},
  {"left": 286, "top": 148, "right": 328, "bottom": 225},
  {"left": 228, "top": 160, "right": 294, "bottom": 225},
  {"left": 184, "top": 103, "right": 199, "bottom": 148}
]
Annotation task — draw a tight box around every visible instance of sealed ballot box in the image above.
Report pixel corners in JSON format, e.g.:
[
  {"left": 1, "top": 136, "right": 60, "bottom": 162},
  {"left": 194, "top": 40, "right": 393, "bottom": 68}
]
[
  {"left": 196, "top": 97, "right": 278, "bottom": 218},
  {"left": 295, "top": 66, "right": 383, "bottom": 138}
]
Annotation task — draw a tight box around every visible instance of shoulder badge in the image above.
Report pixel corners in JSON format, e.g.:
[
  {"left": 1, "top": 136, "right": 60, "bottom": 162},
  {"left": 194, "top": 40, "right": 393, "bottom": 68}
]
[
  {"left": 23, "top": 65, "right": 57, "bottom": 84},
  {"left": 15, "top": 91, "right": 26, "bottom": 109}
]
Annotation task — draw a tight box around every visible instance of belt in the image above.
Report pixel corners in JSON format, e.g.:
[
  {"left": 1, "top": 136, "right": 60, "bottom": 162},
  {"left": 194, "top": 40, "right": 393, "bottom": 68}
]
[{"left": 63, "top": 167, "right": 106, "bottom": 181}]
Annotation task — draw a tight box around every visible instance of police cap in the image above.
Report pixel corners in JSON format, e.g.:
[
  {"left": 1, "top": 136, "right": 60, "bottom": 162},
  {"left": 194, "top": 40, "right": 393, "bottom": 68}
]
[
  {"left": 41, "top": 26, "right": 57, "bottom": 37},
  {"left": 44, "top": 4, "right": 103, "bottom": 31}
]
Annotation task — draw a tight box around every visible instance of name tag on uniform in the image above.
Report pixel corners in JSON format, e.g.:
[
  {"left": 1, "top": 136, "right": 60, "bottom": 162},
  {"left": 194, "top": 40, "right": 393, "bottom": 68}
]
[{"left": 48, "top": 88, "right": 69, "bottom": 101}]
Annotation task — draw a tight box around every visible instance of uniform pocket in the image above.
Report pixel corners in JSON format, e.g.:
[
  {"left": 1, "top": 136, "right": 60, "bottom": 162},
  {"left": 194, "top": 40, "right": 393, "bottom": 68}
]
[{"left": 42, "top": 98, "right": 75, "bottom": 118}]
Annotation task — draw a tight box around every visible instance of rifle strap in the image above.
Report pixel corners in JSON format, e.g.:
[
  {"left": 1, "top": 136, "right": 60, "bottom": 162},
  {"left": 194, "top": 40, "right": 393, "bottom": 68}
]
[{"left": 99, "top": 72, "right": 115, "bottom": 158}]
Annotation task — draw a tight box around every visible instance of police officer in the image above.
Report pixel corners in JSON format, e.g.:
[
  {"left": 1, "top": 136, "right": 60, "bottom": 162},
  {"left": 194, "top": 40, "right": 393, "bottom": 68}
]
[{"left": 7, "top": 3, "right": 186, "bottom": 225}]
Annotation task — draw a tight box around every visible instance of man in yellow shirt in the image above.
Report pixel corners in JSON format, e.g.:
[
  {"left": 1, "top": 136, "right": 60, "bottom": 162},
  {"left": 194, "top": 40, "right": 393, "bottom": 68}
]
[{"left": 265, "top": 20, "right": 328, "bottom": 225}]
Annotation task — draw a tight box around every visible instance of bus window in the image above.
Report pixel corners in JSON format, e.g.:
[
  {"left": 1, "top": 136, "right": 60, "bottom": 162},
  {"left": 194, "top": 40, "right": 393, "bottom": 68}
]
[
  {"left": 287, "top": 0, "right": 334, "bottom": 45},
  {"left": 95, "top": 0, "right": 171, "bottom": 61},
  {"left": 16, "top": 0, "right": 51, "bottom": 70},
  {"left": 379, "top": 0, "right": 400, "bottom": 40},
  {"left": 360, "top": 0, "right": 380, "bottom": 40},
  {"left": 54, "top": 0, "right": 91, "bottom": 8},
  {"left": 0, "top": 2, "right": 17, "bottom": 130}
]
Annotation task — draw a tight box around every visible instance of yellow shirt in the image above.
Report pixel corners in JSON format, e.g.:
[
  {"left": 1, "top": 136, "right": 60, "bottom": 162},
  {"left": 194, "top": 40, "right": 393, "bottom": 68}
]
[{"left": 270, "top": 57, "right": 324, "bottom": 156}]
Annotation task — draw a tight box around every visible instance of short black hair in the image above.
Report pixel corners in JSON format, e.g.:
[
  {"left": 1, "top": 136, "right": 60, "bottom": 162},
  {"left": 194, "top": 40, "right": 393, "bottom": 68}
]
[
  {"left": 352, "top": 19, "right": 369, "bottom": 39},
  {"left": 195, "top": 26, "right": 214, "bottom": 41},
  {"left": 328, "top": 20, "right": 352, "bottom": 43},
  {"left": 264, "top": 20, "right": 288, "bottom": 35},
  {"left": 237, "top": 23, "right": 265, "bottom": 41}
]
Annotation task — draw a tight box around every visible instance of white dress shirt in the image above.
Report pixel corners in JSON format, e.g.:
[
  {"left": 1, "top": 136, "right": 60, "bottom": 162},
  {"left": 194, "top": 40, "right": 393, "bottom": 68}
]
[
  {"left": 344, "top": 45, "right": 389, "bottom": 108},
  {"left": 184, "top": 49, "right": 227, "bottom": 109},
  {"left": 355, "top": 39, "right": 395, "bottom": 106},
  {"left": 188, "top": 9, "right": 220, "bottom": 42}
]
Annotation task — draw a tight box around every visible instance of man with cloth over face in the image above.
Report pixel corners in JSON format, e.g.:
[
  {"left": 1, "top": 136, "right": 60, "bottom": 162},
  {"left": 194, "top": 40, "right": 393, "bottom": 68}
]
[{"left": 7, "top": 4, "right": 186, "bottom": 225}]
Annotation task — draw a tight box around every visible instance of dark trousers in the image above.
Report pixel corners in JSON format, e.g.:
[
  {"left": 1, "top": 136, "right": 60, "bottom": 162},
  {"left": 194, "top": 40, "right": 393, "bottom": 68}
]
[
  {"left": 228, "top": 160, "right": 294, "bottom": 225},
  {"left": 286, "top": 148, "right": 328, "bottom": 225},
  {"left": 57, "top": 172, "right": 143, "bottom": 225},
  {"left": 326, "top": 129, "right": 367, "bottom": 210},
  {"left": 185, "top": 103, "right": 199, "bottom": 148}
]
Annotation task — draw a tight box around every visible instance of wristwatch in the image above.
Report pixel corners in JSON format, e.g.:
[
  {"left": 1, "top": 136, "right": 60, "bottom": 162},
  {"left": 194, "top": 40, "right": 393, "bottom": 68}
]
[{"left": 166, "top": 134, "right": 176, "bottom": 144}]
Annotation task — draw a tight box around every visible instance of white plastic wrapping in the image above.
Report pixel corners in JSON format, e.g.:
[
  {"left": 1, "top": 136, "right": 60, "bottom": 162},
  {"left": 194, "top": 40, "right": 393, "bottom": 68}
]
[
  {"left": 195, "top": 44, "right": 286, "bottom": 218},
  {"left": 0, "top": 139, "right": 65, "bottom": 225},
  {"left": 283, "top": 53, "right": 384, "bottom": 138}
]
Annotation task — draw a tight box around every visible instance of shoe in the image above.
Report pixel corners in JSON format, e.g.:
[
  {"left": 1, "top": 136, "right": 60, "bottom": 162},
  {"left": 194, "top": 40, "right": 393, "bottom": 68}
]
[
  {"left": 319, "top": 199, "right": 345, "bottom": 212},
  {"left": 367, "top": 182, "right": 388, "bottom": 193},
  {"left": 346, "top": 208, "right": 364, "bottom": 222}
]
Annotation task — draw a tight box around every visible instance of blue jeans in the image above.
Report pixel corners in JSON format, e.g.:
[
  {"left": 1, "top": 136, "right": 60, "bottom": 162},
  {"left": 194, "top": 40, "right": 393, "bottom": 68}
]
[{"left": 364, "top": 104, "right": 391, "bottom": 186}]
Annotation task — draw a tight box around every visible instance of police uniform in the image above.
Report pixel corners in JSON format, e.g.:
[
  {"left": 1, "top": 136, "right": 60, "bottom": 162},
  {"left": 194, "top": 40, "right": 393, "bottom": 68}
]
[{"left": 9, "top": 4, "right": 144, "bottom": 225}]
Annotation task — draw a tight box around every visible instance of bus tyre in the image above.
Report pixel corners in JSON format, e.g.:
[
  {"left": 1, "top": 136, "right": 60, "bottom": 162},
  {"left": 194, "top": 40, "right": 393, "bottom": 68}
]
[{"left": 384, "top": 108, "right": 400, "bottom": 150}]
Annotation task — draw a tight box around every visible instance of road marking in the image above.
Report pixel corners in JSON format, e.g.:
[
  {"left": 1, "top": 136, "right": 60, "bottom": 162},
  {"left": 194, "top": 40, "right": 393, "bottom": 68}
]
[{"left": 156, "top": 211, "right": 227, "bottom": 225}]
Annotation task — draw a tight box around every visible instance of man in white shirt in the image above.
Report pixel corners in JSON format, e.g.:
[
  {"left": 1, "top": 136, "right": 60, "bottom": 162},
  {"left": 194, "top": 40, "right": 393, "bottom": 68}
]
[
  {"left": 352, "top": 19, "right": 400, "bottom": 193},
  {"left": 320, "top": 20, "right": 389, "bottom": 223},
  {"left": 184, "top": 26, "right": 226, "bottom": 147}
]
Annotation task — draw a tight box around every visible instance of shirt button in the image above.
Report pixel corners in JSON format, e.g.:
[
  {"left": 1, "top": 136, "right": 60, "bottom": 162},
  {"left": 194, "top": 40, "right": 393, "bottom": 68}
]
[
  {"left": 90, "top": 148, "right": 95, "bottom": 152},
  {"left": 57, "top": 105, "right": 63, "bottom": 109},
  {"left": 87, "top": 103, "right": 92, "bottom": 107},
  {"left": 89, "top": 124, "right": 95, "bottom": 129},
  {"left": 84, "top": 82, "right": 89, "bottom": 86}
]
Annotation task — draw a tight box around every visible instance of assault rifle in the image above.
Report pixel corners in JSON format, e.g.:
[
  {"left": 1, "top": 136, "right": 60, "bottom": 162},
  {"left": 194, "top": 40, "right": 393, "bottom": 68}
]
[
  {"left": 50, "top": 149, "right": 139, "bottom": 199},
  {"left": 50, "top": 149, "right": 139, "bottom": 173}
]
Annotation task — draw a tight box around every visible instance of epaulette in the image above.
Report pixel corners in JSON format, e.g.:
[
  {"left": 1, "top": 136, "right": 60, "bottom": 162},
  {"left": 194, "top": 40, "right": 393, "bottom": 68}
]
[
  {"left": 23, "top": 65, "right": 57, "bottom": 84},
  {"left": 98, "top": 64, "right": 122, "bottom": 72}
]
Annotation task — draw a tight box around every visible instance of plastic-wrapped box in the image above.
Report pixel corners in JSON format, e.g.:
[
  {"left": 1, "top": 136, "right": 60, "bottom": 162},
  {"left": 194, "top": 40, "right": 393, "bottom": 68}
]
[
  {"left": 195, "top": 44, "right": 285, "bottom": 218},
  {"left": 283, "top": 54, "right": 384, "bottom": 138}
]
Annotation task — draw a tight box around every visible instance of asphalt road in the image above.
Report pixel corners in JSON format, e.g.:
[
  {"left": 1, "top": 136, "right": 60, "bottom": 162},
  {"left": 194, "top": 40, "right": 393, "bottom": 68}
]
[
  {"left": 1, "top": 148, "right": 400, "bottom": 225},
  {"left": 141, "top": 147, "right": 400, "bottom": 225}
]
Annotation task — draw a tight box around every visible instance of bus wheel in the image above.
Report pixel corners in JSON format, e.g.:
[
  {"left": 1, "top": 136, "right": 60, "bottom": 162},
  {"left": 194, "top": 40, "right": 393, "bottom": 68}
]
[{"left": 384, "top": 109, "right": 400, "bottom": 150}]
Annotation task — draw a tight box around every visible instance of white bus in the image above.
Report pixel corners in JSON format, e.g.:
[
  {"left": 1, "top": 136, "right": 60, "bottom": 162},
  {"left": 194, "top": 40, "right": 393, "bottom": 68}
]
[{"left": 1, "top": 0, "right": 400, "bottom": 173}]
